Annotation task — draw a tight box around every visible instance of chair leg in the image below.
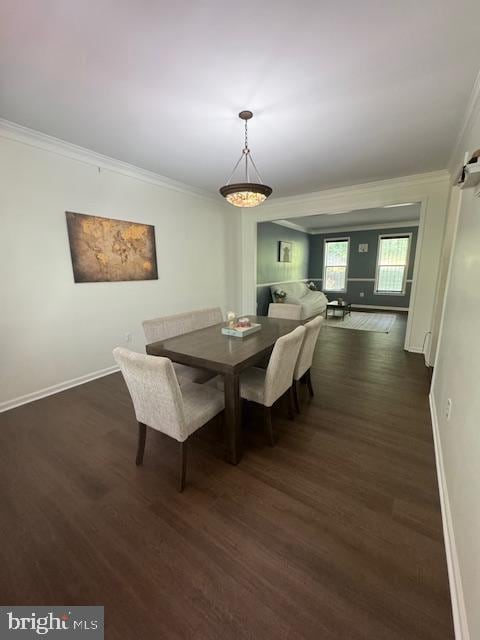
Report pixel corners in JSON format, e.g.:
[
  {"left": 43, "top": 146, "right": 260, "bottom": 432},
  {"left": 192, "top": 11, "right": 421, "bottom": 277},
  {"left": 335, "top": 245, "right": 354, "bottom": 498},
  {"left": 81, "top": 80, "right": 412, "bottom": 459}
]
[
  {"left": 306, "top": 369, "right": 314, "bottom": 397},
  {"left": 264, "top": 406, "right": 275, "bottom": 446},
  {"left": 288, "top": 387, "right": 295, "bottom": 420},
  {"left": 179, "top": 440, "right": 187, "bottom": 492},
  {"left": 136, "top": 422, "right": 147, "bottom": 465},
  {"left": 293, "top": 380, "right": 301, "bottom": 413}
]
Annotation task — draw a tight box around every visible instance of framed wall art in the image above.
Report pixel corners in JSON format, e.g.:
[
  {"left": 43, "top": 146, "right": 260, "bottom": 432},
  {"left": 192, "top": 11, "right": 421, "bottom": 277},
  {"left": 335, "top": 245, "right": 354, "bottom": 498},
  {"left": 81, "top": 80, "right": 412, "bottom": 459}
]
[
  {"left": 278, "top": 241, "right": 293, "bottom": 263},
  {"left": 65, "top": 211, "right": 158, "bottom": 283}
]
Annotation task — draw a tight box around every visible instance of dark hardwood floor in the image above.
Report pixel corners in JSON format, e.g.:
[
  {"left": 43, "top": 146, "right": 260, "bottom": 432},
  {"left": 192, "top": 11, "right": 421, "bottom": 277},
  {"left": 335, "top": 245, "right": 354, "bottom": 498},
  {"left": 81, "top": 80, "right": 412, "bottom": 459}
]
[{"left": 0, "top": 312, "right": 454, "bottom": 639}]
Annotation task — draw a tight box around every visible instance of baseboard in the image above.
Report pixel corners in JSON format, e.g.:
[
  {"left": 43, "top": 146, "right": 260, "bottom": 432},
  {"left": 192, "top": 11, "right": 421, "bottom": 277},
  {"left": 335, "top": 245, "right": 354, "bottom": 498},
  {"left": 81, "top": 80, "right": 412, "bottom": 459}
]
[
  {"left": 429, "top": 393, "right": 470, "bottom": 640},
  {"left": 0, "top": 365, "right": 119, "bottom": 414},
  {"left": 403, "top": 344, "right": 431, "bottom": 367},
  {"left": 351, "top": 304, "right": 409, "bottom": 311}
]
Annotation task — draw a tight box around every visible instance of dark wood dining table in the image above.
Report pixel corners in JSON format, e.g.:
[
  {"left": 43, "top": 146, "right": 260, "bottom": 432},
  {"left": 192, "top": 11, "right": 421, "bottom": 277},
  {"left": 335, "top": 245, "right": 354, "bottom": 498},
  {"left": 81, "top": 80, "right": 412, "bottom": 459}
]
[{"left": 146, "top": 315, "right": 302, "bottom": 465}]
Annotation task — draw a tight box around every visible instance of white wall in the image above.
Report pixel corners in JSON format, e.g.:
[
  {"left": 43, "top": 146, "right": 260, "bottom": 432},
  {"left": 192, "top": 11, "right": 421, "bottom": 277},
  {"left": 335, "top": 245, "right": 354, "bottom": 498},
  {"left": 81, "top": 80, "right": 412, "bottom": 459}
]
[
  {"left": 0, "top": 127, "right": 234, "bottom": 410},
  {"left": 429, "top": 187, "right": 461, "bottom": 368},
  {"left": 431, "top": 83, "right": 480, "bottom": 640},
  {"left": 239, "top": 171, "right": 450, "bottom": 362}
]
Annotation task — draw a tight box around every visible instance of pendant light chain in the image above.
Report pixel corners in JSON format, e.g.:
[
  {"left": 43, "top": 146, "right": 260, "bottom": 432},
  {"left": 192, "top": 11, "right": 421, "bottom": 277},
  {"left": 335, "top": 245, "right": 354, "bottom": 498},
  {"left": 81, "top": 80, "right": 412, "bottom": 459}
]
[
  {"left": 244, "top": 118, "right": 249, "bottom": 181},
  {"left": 243, "top": 117, "right": 264, "bottom": 182}
]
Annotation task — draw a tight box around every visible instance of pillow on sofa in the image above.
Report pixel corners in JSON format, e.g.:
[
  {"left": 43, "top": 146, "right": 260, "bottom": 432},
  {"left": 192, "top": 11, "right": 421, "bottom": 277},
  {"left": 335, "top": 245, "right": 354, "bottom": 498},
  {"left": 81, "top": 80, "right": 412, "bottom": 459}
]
[{"left": 271, "top": 281, "right": 309, "bottom": 302}]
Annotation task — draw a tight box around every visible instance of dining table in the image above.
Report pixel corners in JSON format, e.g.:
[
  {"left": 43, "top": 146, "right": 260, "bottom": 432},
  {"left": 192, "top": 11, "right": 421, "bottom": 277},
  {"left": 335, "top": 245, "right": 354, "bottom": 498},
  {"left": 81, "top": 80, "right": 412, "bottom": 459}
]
[{"left": 146, "top": 314, "right": 302, "bottom": 464}]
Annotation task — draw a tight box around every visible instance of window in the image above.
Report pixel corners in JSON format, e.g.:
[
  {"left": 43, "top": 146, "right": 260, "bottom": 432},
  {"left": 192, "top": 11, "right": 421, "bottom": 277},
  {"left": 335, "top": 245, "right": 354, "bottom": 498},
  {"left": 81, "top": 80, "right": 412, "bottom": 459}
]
[
  {"left": 323, "top": 238, "right": 349, "bottom": 292},
  {"left": 375, "top": 234, "right": 411, "bottom": 294}
]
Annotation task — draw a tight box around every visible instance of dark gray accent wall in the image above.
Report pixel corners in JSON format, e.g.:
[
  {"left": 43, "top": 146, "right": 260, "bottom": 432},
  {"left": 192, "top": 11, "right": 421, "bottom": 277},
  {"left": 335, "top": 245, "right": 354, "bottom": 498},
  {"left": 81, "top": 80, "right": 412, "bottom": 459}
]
[
  {"left": 257, "top": 222, "right": 310, "bottom": 284},
  {"left": 256, "top": 222, "right": 310, "bottom": 314},
  {"left": 308, "top": 226, "right": 418, "bottom": 308}
]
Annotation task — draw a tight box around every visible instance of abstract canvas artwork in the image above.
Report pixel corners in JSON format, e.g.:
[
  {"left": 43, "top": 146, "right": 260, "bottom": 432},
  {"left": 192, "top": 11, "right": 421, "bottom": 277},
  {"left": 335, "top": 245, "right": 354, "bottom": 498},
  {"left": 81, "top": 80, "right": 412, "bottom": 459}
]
[{"left": 65, "top": 212, "right": 158, "bottom": 283}]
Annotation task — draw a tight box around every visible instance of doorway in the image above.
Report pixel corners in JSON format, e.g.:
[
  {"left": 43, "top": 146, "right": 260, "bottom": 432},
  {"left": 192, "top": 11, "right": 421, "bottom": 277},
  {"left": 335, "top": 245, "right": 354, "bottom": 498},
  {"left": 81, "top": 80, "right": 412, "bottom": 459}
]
[{"left": 255, "top": 204, "right": 421, "bottom": 338}]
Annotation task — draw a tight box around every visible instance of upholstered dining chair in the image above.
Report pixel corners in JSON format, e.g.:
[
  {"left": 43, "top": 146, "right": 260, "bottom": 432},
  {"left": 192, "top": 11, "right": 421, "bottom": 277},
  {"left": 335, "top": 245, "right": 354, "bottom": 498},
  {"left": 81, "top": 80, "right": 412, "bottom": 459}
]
[
  {"left": 292, "top": 315, "right": 324, "bottom": 412},
  {"left": 142, "top": 307, "right": 223, "bottom": 384},
  {"left": 113, "top": 347, "right": 224, "bottom": 492},
  {"left": 268, "top": 303, "right": 302, "bottom": 320},
  {"left": 215, "top": 325, "right": 305, "bottom": 445}
]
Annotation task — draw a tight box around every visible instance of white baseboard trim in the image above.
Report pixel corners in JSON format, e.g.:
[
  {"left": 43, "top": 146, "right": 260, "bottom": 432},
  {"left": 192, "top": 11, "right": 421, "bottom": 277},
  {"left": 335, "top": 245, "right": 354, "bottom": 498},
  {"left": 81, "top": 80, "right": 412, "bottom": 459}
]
[
  {"left": 351, "top": 304, "right": 409, "bottom": 311},
  {"left": 404, "top": 344, "right": 431, "bottom": 366},
  {"left": 429, "top": 393, "right": 470, "bottom": 640},
  {"left": 0, "top": 365, "right": 119, "bottom": 414}
]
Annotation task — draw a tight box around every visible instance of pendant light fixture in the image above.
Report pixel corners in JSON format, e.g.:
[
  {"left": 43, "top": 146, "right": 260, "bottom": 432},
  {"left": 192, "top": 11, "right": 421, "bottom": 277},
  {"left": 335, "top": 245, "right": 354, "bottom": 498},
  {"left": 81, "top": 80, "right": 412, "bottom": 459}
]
[{"left": 219, "top": 110, "right": 272, "bottom": 208}]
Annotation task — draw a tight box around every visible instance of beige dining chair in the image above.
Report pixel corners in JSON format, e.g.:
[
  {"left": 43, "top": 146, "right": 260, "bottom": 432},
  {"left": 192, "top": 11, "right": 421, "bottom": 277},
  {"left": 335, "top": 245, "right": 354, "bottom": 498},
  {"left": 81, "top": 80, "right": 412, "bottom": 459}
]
[
  {"left": 142, "top": 307, "right": 223, "bottom": 384},
  {"left": 113, "top": 347, "right": 224, "bottom": 491},
  {"left": 293, "top": 315, "right": 324, "bottom": 412},
  {"left": 216, "top": 325, "right": 305, "bottom": 445},
  {"left": 268, "top": 303, "right": 302, "bottom": 320},
  {"left": 192, "top": 307, "right": 224, "bottom": 331}
]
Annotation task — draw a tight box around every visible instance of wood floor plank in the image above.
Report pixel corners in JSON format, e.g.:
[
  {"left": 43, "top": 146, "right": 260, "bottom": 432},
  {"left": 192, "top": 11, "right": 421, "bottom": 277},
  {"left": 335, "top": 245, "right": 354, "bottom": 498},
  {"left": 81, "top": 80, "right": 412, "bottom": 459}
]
[{"left": 0, "top": 312, "right": 454, "bottom": 639}]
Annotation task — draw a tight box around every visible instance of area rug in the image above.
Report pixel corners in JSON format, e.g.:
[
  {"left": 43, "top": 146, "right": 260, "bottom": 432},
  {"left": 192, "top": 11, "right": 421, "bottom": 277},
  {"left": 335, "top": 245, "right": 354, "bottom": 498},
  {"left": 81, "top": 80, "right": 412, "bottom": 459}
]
[{"left": 325, "top": 311, "right": 396, "bottom": 333}]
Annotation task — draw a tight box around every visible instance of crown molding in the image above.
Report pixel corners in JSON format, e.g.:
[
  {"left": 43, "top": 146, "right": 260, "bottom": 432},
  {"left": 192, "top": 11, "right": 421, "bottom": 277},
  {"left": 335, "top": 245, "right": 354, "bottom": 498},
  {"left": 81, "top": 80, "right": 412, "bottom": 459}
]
[
  {"left": 0, "top": 117, "right": 453, "bottom": 207},
  {"left": 271, "top": 219, "right": 308, "bottom": 233},
  {"left": 447, "top": 68, "right": 480, "bottom": 177},
  {"left": 0, "top": 118, "right": 219, "bottom": 202},
  {"left": 308, "top": 219, "right": 420, "bottom": 235},
  {"left": 260, "top": 170, "right": 450, "bottom": 212},
  {"left": 271, "top": 218, "right": 419, "bottom": 235}
]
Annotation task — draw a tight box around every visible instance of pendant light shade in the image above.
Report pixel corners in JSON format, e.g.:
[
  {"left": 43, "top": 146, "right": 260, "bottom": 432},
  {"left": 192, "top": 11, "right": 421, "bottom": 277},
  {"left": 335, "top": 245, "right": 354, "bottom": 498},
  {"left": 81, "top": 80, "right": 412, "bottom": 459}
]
[
  {"left": 219, "top": 111, "right": 272, "bottom": 208},
  {"left": 219, "top": 183, "right": 272, "bottom": 207}
]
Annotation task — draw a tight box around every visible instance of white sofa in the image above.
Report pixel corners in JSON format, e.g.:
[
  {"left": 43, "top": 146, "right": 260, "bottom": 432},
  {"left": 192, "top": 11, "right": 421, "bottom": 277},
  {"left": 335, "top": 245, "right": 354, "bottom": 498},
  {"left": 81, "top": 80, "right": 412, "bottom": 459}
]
[{"left": 270, "top": 282, "right": 328, "bottom": 320}]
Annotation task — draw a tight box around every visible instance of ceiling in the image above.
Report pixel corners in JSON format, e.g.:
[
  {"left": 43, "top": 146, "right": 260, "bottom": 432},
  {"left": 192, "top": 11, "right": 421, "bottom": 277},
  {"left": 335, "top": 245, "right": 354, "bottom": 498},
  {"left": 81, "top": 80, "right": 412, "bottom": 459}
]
[
  {"left": 275, "top": 204, "right": 421, "bottom": 233},
  {"left": 0, "top": 1, "right": 479, "bottom": 198}
]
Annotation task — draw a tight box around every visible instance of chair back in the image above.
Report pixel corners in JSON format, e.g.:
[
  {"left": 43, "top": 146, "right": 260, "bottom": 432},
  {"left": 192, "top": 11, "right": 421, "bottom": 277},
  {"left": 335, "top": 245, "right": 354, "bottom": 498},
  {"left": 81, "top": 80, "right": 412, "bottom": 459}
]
[
  {"left": 264, "top": 326, "right": 306, "bottom": 406},
  {"left": 294, "top": 316, "right": 323, "bottom": 381},
  {"left": 268, "top": 303, "right": 302, "bottom": 320},
  {"left": 113, "top": 347, "right": 188, "bottom": 442},
  {"left": 143, "top": 307, "right": 222, "bottom": 343},
  {"left": 192, "top": 307, "right": 223, "bottom": 331}
]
